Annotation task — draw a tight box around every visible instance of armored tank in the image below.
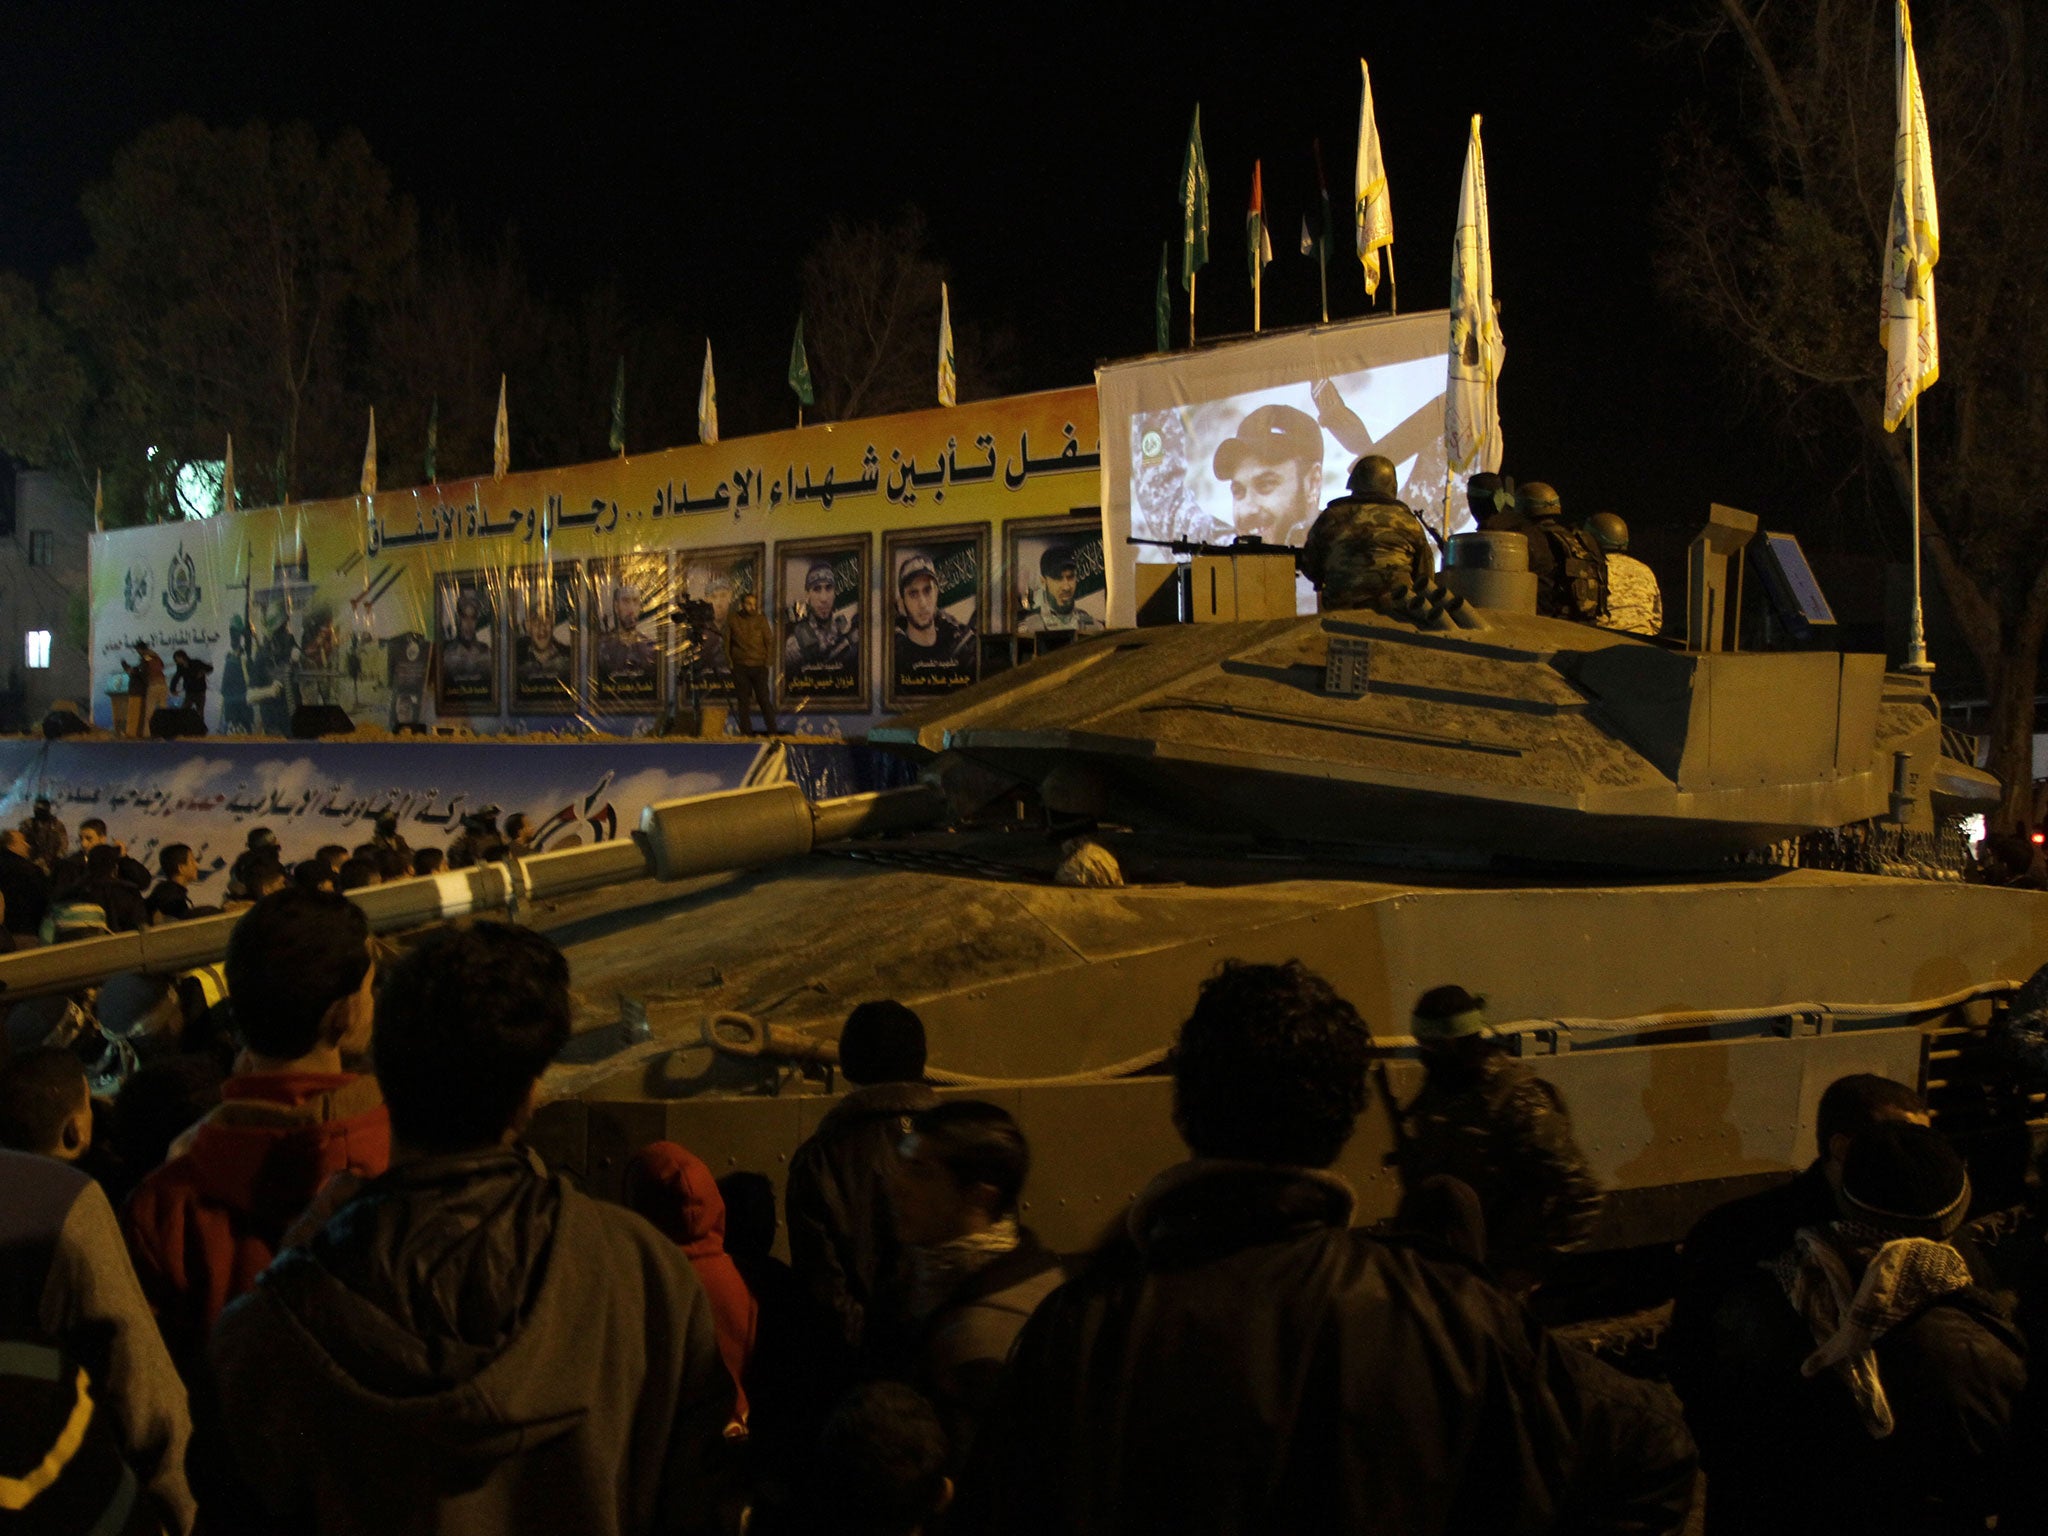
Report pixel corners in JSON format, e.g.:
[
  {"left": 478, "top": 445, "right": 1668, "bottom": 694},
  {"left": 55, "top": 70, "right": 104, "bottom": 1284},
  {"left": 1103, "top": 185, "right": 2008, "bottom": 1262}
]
[{"left": 6, "top": 508, "right": 2042, "bottom": 1253}]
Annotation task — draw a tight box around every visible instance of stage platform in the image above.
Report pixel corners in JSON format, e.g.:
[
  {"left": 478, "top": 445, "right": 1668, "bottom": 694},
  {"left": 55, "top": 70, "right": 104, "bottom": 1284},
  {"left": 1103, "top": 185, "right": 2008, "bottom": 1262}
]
[{"left": 0, "top": 735, "right": 911, "bottom": 897}]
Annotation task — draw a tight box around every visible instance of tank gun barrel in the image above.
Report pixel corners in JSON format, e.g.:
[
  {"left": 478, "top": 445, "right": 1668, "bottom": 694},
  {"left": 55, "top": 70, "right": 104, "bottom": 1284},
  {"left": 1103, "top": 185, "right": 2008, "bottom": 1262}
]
[{"left": 0, "top": 781, "right": 943, "bottom": 1004}]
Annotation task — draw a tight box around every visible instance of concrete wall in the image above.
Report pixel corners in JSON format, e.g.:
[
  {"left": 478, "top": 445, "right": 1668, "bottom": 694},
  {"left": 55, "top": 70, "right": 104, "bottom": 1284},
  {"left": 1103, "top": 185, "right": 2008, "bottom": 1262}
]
[{"left": 0, "top": 470, "right": 93, "bottom": 727}]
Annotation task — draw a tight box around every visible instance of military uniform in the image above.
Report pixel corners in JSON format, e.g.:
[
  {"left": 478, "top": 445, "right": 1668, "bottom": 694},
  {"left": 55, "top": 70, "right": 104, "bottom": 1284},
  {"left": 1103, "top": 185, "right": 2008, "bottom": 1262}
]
[
  {"left": 1602, "top": 552, "right": 1662, "bottom": 636},
  {"left": 1300, "top": 494, "right": 1435, "bottom": 610},
  {"left": 1488, "top": 510, "right": 1608, "bottom": 622},
  {"left": 1396, "top": 1048, "right": 1603, "bottom": 1284},
  {"left": 784, "top": 612, "right": 856, "bottom": 676}
]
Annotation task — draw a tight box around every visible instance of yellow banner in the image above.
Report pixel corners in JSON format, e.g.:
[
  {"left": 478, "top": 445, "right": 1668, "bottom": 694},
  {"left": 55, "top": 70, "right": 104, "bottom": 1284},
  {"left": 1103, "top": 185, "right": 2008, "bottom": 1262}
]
[{"left": 90, "top": 387, "right": 1101, "bottom": 734}]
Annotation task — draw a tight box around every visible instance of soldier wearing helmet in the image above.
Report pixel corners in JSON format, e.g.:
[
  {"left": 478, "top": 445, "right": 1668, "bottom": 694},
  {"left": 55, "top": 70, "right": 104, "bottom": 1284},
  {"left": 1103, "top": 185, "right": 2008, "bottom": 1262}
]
[
  {"left": 1299, "top": 455, "right": 1435, "bottom": 611},
  {"left": 1586, "top": 512, "right": 1662, "bottom": 636},
  {"left": 1488, "top": 482, "right": 1608, "bottom": 623}
]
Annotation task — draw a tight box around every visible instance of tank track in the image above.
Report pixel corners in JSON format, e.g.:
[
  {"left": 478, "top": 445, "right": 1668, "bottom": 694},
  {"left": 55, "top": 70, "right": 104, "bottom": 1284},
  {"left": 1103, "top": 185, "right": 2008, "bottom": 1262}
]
[{"left": 1752, "top": 818, "right": 1972, "bottom": 881}]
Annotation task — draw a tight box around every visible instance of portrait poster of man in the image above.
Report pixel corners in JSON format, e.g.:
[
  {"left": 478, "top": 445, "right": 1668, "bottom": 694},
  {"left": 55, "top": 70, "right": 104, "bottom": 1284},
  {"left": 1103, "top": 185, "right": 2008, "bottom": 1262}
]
[
  {"left": 590, "top": 553, "right": 669, "bottom": 712},
  {"left": 1006, "top": 515, "right": 1107, "bottom": 636},
  {"left": 678, "top": 544, "right": 763, "bottom": 685},
  {"left": 433, "top": 570, "right": 500, "bottom": 716},
  {"left": 884, "top": 526, "right": 983, "bottom": 709},
  {"left": 777, "top": 536, "right": 866, "bottom": 710},
  {"left": 509, "top": 561, "right": 581, "bottom": 714}
]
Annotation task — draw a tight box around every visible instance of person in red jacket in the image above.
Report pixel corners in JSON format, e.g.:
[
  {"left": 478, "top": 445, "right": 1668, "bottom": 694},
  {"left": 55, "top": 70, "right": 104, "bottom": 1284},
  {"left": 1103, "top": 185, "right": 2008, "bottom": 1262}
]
[
  {"left": 626, "top": 1139, "right": 760, "bottom": 1431},
  {"left": 122, "top": 887, "right": 389, "bottom": 1374}
]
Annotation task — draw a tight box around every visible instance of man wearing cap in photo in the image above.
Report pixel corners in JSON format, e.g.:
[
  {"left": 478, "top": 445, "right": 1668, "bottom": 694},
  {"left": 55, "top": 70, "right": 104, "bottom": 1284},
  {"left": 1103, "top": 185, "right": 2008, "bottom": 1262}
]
[
  {"left": 785, "top": 561, "right": 856, "bottom": 682},
  {"left": 1017, "top": 544, "right": 1103, "bottom": 635},
  {"left": 1211, "top": 403, "right": 1328, "bottom": 546},
  {"left": 1393, "top": 985, "right": 1602, "bottom": 1292},
  {"left": 893, "top": 552, "right": 976, "bottom": 686},
  {"left": 1690, "top": 1120, "right": 2023, "bottom": 1535}
]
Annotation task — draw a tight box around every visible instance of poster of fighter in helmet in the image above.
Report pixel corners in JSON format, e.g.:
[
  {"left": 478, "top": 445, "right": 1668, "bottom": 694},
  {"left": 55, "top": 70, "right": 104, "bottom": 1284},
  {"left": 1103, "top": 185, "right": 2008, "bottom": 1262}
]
[
  {"left": 508, "top": 562, "right": 581, "bottom": 715},
  {"left": 776, "top": 535, "right": 866, "bottom": 711},
  {"left": 1006, "top": 515, "right": 1106, "bottom": 636},
  {"left": 589, "top": 553, "right": 669, "bottom": 713},
  {"left": 433, "top": 570, "right": 500, "bottom": 716},
  {"left": 677, "top": 544, "right": 764, "bottom": 687},
  {"left": 883, "top": 526, "right": 983, "bottom": 709}
]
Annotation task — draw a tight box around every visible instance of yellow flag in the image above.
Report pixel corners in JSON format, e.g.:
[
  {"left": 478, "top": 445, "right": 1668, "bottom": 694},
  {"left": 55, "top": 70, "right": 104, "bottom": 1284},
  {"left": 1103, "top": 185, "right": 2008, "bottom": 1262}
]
[
  {"left": 1882, "top": 0, "right": 1939, "bottom": 433},
  {"left": 699, "top": 342, "right": 719, "bottom": 445},
  {"left": 1355, "top": 59, "right": 1393, "bottom": 300},
  {"left": 493, "top": 376, "right": 510, "bottom": 479},
  {"left": 359, "top": 408, "right": 378, "bottom": 497},
  {"left": 1445, "top": 116, "right": 1503, "bottom": 476},
  {"left": 938, "top": 283, "right": 957, "bottom": 408}
]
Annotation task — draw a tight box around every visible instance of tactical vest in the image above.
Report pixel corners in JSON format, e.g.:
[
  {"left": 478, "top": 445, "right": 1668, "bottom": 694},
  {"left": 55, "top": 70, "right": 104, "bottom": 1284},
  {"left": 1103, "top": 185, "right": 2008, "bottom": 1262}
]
[{"left": 1533, "top": 522, "right": 1608, "bottom": 621}]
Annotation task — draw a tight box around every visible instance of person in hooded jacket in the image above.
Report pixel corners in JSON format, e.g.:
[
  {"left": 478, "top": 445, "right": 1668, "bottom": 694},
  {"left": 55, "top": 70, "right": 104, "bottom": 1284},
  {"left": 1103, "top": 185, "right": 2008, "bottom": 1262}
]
[
  {"left": 210, "top": 920, "right": 735, "bottom": 1536},
  {"left": 952, "top": 959, "right": 1696, "bottom": 1536},
  {"left": 625, "top": 1140, "right": 760, "bottom": 1432},
  {"left": 785, "top": 1000, "right": 938, "bottom": 1358},
  {"left": 121, "top": 887, "right": 389, "bottom": 1375}
]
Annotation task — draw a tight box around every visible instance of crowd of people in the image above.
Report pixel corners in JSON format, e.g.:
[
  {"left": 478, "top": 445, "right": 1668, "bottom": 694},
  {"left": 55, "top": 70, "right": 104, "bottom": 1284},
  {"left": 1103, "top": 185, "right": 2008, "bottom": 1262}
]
[
  {"left": 0, "top": 799, "right": 542, "bottom": 951},
  {"left": 2, "top": 880, "right": 2045, "bottom": 1532}
]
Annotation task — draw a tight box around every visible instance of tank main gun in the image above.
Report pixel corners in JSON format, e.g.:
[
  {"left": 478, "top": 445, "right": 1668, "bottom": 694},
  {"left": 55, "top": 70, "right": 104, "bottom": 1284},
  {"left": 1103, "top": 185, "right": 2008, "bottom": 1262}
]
[{"left": 0, "top": 782, "right": 944, "bottom": 1004}]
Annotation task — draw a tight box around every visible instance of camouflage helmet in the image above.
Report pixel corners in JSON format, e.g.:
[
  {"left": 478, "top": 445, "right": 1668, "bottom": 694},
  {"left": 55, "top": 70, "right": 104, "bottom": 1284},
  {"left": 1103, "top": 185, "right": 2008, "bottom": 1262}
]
[
  {"left": 1518, "top": 481, "right": 1562, "bottom": 518},
  {"left": 1346, "top": 455, "right": 1399, "bottom": 499},
  {"left": 1586, "top": 511, "right": 1629, "bottom": 553}
]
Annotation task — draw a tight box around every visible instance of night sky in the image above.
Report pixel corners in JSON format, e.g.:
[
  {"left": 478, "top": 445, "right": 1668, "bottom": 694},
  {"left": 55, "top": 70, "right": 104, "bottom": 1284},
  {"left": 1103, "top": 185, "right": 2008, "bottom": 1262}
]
[{"left": 0, "top": 2, "right": 1840, "bottom": 564}]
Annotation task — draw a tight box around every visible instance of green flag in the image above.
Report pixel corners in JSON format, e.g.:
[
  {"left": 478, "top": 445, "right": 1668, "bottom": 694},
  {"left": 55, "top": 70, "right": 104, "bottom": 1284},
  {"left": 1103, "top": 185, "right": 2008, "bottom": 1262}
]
[
  {"left": 1155, "top": 243, "right": 1170, "bottom": 351},
  {"left": 788, "top": 316, "right": 815, "bottom": 407},
  {"left": 1180, "top": 104, "right": 1210, "bottom": 291},
  {"left": 424, "top": 397, "right": 439, "bottom": 483},
  {"left": 609, "top": 357, "right": 626, "bottom": 455}
]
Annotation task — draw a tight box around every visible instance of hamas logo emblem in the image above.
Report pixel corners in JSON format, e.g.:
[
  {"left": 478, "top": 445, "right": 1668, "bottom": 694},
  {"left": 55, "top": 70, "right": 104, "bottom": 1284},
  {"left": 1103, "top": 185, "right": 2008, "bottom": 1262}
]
[
  {"left": 123, "top": 565, "right": 151, "bottom": 614},
  {"left": 163, "top": 544, "right": 202, "bottom": 621}
]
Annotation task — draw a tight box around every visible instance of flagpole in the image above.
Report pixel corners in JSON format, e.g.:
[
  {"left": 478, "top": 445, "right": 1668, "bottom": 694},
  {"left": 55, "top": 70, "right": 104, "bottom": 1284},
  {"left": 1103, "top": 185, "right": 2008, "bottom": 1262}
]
[
  {"left": 1189, "top": 272, "right": 1197, "bottom": 347},
  {"left": 1319, "top": 245, "right": 1329, "bottom": 325},
  {"left": 1253, "top": 269, "right": 1261, "bottom": 335},
  {"left": 1388, "top": 247, "right": 1399, "bottom": 318},
  {"left": 1906, "top": 399, "right": 1932, "bottom": 672}
]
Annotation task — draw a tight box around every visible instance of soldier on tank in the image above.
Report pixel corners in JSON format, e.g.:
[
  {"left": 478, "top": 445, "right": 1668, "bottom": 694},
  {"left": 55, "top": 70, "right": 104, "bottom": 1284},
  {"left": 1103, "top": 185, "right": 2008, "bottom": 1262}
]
[
  {"left": 1486, "top": 481, "right": 1608, "bottom": 622},
  {"left": 1299, "top": 455, "right": 1435, "bottom": 611},
  {"left": 1394, "top": 985, "right": 1604, "bottom": 1292},
  {"left": 1587, "top": 512, "right": 1662, "bottom": 636}
]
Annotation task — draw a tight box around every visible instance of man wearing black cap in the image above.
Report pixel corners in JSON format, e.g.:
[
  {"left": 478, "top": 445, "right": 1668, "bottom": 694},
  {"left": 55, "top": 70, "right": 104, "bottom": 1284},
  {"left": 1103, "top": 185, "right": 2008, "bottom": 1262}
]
[
  {"left": 1017, "top": 544, "right": 1103, "bottom": 635},
  {"left": 892, "top": 553, "right": 976, "bottom": 694},
  {"left": 1689, "top": 1121, "right": 2022, "bottom": 1535},
  {"left": 1210, "top": 403, "right": 1326, "bottom": 546},
  {"left": 22, "top": 795, "right": 68, "bottom": 871},
  {"left": 1394, "top": 985, "right": 1602, "bottom": 1292}
]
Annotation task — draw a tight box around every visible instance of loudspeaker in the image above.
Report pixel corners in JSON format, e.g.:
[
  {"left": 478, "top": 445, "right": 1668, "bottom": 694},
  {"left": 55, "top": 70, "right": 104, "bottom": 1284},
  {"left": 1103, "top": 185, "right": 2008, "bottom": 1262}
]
[
  {"left": 149, "top": 707, "right": 206, "bottom": 739},
  {"left": 41, "top": 709, "right": 90, "bottom": 740},
  {"left": 289, "top": 704, "right": 356, "bottom": 739}
]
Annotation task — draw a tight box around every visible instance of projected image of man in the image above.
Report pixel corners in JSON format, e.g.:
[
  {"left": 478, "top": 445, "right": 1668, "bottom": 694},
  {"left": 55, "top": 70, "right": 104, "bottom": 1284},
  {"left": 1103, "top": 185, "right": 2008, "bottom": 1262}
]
[{"left": 1212, "top": 405, "right": 1326, "bottom": 546}]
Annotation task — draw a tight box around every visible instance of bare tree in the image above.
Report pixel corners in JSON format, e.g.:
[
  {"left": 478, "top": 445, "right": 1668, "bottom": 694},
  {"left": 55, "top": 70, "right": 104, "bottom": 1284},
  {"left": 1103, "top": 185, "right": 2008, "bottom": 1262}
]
[{"left": 1659, "top": 0, "right": 2048, "bottom": 822}]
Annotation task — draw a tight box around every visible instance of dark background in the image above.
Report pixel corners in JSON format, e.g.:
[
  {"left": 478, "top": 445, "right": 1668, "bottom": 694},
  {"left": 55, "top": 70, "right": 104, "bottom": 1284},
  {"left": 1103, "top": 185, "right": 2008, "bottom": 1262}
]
[{"left": 0, "top": 1, "right": 1926, "bottom": 653}]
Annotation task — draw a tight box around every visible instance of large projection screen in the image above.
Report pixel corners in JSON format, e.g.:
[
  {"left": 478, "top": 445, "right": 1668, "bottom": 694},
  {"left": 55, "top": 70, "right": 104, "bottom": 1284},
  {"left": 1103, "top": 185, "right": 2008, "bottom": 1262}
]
[{"left": 1097, "top": 310, "right": 1451, "bottom": 625}]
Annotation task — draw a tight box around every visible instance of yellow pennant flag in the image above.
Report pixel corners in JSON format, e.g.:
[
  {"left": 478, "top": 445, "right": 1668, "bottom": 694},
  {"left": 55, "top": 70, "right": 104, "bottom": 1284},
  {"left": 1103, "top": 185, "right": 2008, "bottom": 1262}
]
[
  {"left": 492, "top": 376, "right": 510, "bottom": 479},
  {"left": 1355, "top": 59, "right": 1393, "bottom": 300},
  {"left": 359, "top": 408, "right": 378, "bottom": 497},
  {"left": 699, "top": 342, "right": 719, "bottom": 445},
  {"left": 1882, "top": 0, "right": 1939, "bottom": 433},
  {"left": 938, "top": 283, "right": 957, "bottom": 408},
  {"left": 1445, "top": 116, "right": 1503, "bottom": 476}
]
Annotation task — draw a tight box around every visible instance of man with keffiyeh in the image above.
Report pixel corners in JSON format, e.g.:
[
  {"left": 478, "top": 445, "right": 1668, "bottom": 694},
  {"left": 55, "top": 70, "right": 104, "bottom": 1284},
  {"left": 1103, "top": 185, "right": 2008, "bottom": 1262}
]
[{"left": 1686, "top": 1121, "right": 2023, "bottom": 1535}]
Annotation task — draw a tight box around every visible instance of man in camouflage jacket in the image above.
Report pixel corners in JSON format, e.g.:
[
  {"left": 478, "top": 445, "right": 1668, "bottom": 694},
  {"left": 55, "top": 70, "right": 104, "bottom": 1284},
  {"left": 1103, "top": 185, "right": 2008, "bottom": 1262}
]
[{"left": 1300, "top": 455, "right": 1435, "bottom": 610}]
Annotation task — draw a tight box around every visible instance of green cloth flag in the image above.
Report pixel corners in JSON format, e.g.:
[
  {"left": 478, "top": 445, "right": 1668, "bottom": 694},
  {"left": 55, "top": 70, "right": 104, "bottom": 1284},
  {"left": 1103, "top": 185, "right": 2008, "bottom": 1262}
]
[
  {"left": 609, "top": 357, "right": 626, "bottom": 455},
  {"left": 1180, "top": 104, "right": 1210, "bottom": 291},
  {"left": 424, "top": 397, "right": 438, "bottom": 483},
  {"left": 1155, "top": 242, "right": 1170, "bottom": 351},
  {"left": 789, "top": 316, "right": 815, "bottom": 406}
]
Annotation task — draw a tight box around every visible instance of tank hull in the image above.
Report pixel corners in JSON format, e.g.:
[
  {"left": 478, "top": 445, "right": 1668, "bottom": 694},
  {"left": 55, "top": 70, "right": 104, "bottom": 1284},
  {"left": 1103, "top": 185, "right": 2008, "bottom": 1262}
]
[{"left": 530, "top": 849, "right": 2048, "bottom": 1253}]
